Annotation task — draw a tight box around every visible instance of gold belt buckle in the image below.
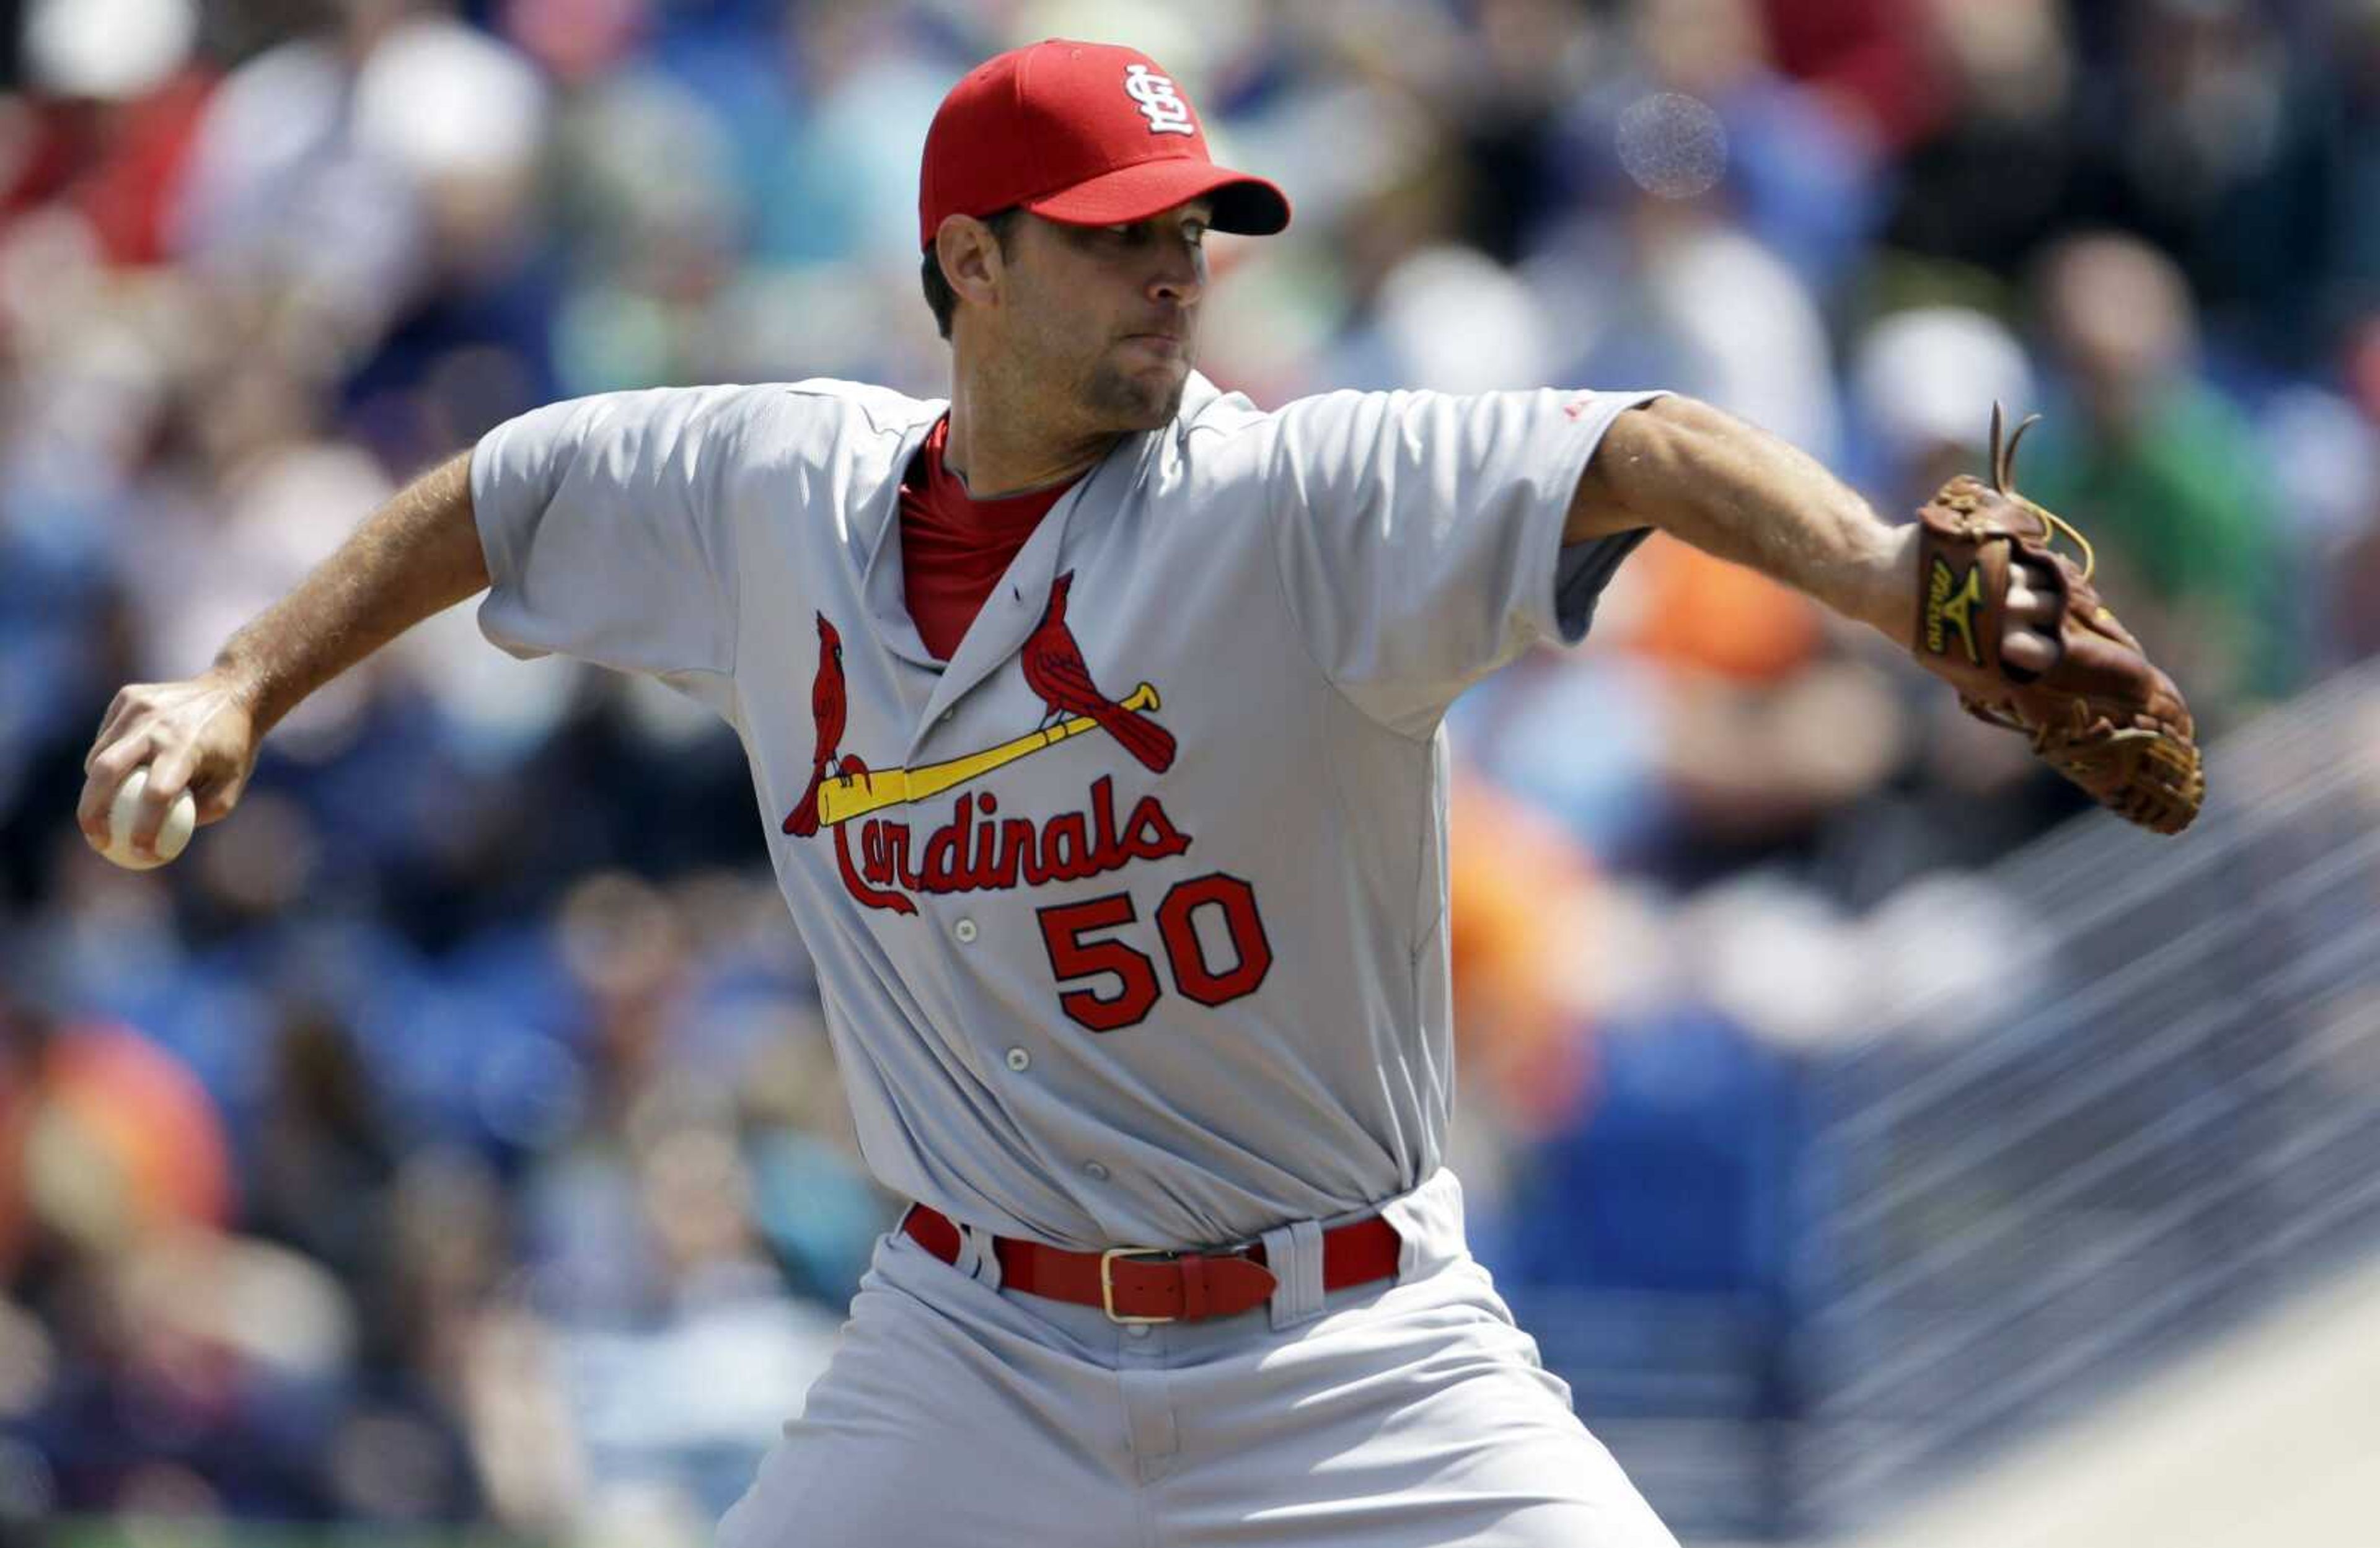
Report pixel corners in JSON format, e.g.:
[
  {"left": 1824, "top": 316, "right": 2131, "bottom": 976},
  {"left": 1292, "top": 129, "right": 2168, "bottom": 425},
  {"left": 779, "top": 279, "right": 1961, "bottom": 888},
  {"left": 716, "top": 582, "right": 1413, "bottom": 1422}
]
[{"left": 1099, "top": 1246, "right": 1180, "bottom": 1325}]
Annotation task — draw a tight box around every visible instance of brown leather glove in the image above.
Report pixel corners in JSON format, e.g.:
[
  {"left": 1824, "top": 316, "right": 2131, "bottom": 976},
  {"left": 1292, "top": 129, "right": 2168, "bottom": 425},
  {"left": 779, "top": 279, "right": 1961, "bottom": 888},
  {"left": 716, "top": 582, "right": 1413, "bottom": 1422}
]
[{"left": 1911, "top": 407, "right": 2205, "bottom": 835}]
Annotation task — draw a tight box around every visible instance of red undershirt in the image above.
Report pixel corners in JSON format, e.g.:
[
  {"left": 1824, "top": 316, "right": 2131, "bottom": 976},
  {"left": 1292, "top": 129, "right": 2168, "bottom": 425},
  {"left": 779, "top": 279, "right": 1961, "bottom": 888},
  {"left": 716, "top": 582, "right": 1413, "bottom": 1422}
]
[{"left": 899, "top": 415, "right": 1082, "bottom": 662}]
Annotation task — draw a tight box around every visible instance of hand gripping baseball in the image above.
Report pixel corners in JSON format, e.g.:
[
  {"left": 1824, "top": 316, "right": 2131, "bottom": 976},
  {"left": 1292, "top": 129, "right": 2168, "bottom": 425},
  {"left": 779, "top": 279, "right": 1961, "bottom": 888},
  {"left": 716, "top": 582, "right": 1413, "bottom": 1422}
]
[
  {"left": 77, "top": 670, "right": 265, "bottom": 865},
  {"left": 1910, "top": 406, "right": 2205, "bottom": 835}
]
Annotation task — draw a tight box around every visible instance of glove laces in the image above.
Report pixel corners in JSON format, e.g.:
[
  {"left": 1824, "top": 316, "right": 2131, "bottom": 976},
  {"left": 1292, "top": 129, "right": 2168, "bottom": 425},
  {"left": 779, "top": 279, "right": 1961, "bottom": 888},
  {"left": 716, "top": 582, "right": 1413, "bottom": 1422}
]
[{"left": 1992, "top": 402, "right": 2097, "bottom": 583}]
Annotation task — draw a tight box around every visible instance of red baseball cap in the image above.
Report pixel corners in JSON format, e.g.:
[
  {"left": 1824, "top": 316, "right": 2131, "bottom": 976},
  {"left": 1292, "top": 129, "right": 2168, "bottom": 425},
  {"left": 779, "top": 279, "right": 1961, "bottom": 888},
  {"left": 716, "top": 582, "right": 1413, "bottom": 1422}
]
[{"left": 919, "top": 40, "right": 1291, "bottom": 250}]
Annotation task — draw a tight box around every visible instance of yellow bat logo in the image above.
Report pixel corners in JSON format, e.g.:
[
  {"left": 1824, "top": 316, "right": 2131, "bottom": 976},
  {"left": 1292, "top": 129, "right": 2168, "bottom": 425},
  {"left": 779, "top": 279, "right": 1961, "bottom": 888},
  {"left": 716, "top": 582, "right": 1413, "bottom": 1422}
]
[{"left": 818, "top": 683, "right": 1163, "bottom": 828}]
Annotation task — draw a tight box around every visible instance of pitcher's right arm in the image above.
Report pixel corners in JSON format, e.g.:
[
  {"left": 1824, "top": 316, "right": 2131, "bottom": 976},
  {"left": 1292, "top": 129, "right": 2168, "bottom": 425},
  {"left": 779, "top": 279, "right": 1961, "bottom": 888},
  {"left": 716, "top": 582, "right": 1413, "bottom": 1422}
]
[{"left": 78, "top": 451, "right": 487, "bottom": 861}]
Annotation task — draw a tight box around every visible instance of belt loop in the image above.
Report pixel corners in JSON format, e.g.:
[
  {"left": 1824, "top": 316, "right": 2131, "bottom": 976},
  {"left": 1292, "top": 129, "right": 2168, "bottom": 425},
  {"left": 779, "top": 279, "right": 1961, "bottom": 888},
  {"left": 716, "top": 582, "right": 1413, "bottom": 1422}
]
[
  {"left": 1377, "top": 1168, "right": 1462, "bottom": 1283},
  {"left": 955, "top": 1222, "right": 1004, "bottom": 1290},
  {"left": 1261, "top": 1218, "right": 1327, "bottom": 1330}
]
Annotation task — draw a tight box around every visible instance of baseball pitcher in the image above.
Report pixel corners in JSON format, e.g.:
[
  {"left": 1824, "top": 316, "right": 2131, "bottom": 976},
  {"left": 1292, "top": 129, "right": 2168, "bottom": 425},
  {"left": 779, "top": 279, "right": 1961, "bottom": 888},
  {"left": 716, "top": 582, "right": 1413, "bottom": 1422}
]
[{"left": 78, "top": 39, "right": 2200, "bottom": 1548}]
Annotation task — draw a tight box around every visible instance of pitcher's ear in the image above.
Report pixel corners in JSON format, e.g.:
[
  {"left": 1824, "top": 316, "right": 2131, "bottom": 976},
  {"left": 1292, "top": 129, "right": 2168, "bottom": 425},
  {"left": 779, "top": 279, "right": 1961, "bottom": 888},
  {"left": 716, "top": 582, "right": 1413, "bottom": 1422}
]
[{"left": 938, "top": 213, "right": 1010, "bottom": 312}]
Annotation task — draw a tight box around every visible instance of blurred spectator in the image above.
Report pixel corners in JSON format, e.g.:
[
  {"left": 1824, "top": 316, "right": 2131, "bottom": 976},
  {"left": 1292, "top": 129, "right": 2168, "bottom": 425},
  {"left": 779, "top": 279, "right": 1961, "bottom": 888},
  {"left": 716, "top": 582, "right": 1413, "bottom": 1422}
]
[
  {"left": 1756, "top": 0, "right": 1942, "bottom": 154},
  {"left": 2331, "top": 5, "right": 2380, "bottom": 343},
  {"left": 1525, "top": 0, "right": 1849, "bottom": 457},
  {"left": 1503, "top": 995, "right": 1797, "bottom": 1300},
  {"left": 2330, "top": 321, "right": 2380, "bottom": 664},
  {"left": 6, "top": 0, "right": 212, "bottom": 266},
  {"left": 1620, "top": 0, "right": 1885, "bottom": 296},
  {"left": 2082, "top": 0, "right": 2340, "bottom": 364},
  {"left": 0, "top": 1005, "right": 231, "bottom": 1273},
  {"left": 1882, "top": 0, "right": 2086, "bottom": 281},
  {"left": 2024, "top": 231, "right": 2290, "bottom": 713},
  {"left": 171, "top": 1, "right": 551, "bottom": 382}
]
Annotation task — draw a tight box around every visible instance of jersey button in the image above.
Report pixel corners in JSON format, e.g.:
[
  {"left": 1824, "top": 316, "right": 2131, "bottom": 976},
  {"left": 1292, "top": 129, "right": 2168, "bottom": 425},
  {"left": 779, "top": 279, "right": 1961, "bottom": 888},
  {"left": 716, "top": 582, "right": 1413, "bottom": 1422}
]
[
  {"left": 954, "top": 918, "right": 979, "bottom": 944},
  {"left": 1005, "top": 1047, "right": 1031, "bottom": 1072},
  {"left": 1080, "top": 1160, "right": 1109, "bottom": 1181}
]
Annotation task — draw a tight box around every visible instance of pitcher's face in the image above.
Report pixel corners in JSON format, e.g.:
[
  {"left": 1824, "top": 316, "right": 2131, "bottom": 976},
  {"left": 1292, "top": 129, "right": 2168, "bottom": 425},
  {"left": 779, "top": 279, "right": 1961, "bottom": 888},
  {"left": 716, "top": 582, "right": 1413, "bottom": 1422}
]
[{"left": 997, "top": 201, "right": 1212, "bottom": 432}]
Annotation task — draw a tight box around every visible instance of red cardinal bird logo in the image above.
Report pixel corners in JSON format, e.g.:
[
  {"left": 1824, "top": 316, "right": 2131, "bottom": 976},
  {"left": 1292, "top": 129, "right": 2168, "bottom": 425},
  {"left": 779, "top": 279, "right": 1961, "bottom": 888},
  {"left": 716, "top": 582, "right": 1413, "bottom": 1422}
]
[
  {"left": 1021, "top": 571, "right": 1176, "bottom": 774},
  {"left": 782, "top": 613, "right": 846, "bottom": 836},
  {"left": 779, "top": 599, "right": 1190, "bottom": 913}
]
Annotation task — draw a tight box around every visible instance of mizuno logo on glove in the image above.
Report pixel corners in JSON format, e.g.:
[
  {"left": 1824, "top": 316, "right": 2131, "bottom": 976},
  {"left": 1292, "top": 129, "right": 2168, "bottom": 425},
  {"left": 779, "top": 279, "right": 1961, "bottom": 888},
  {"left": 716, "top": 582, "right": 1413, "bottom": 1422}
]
[{"left": 1926, "top": 558, "right": 1986, "bottom": 665}]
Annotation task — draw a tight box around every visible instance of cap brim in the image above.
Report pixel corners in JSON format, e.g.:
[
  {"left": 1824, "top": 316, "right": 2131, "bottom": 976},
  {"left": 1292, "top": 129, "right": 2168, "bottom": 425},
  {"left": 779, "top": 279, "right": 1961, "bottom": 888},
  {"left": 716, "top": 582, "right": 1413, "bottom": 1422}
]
[{"left": 1026, "top": 157, "right": 1291, "bottom": 237}]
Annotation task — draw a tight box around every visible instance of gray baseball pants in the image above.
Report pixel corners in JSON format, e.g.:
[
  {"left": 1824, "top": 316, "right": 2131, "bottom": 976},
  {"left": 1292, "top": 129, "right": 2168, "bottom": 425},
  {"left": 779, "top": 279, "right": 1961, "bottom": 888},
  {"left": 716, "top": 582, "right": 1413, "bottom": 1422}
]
[{"left": 716, "top": 1169, "right": 1678, "bottom": 1547}]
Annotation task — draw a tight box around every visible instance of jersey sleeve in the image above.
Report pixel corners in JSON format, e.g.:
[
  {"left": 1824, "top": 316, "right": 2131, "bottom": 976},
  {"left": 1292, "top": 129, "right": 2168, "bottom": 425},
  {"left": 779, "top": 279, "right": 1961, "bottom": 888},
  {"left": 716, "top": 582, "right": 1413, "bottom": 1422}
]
[
  {"left": 470, "top": 385, "right": 763, "bottom": 702},
  {"left": 1265, "top": 386, "right": 1665, "bottom": 737}
]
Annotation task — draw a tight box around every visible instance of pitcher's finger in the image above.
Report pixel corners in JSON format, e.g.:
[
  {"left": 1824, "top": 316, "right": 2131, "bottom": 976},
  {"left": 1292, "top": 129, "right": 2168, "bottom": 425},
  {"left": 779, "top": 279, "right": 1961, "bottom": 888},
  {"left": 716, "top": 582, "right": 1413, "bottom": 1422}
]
[
  {"left": 76, "top": 732, "right": 152, "bottom": 843},
  {"left": 2004, "top": 574, "right": 2049, "bottom": 627},
  {"left": 128, "top": 749, "right": 198, "bottom": 854},
  {"left": 192, "top": 775, "right": 244, "bottom": 825},
  {"left": 86, "top": 688, "right": 140, "bottom": 772},
  {"left": 2003, "top": 629, "right": 2058, "bottom": 676}
]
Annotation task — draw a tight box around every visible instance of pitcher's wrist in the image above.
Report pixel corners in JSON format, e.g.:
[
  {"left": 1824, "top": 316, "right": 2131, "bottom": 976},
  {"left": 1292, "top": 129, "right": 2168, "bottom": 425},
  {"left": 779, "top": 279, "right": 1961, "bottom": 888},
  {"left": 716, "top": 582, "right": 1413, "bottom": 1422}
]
[
  {"left": 1853, "top": 522, "right": 1922, "bottom": 650},
  {"left": 205, "top": 650, "right": 283, "bottom": 734}
]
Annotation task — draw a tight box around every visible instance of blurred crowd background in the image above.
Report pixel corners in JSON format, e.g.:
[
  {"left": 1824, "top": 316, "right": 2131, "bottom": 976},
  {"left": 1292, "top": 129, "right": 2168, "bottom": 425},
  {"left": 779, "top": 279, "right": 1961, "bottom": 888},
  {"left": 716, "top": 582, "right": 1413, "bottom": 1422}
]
[{"left": 1, "top": 0, "right": 2376, "bottom": 1542}]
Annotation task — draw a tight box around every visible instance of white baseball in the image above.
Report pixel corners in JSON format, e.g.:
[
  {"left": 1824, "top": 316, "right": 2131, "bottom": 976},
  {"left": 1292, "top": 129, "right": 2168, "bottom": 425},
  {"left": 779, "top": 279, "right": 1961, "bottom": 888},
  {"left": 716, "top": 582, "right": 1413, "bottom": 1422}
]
[{"left": 102, "top": 767, "right": 197, "bottom": 871}]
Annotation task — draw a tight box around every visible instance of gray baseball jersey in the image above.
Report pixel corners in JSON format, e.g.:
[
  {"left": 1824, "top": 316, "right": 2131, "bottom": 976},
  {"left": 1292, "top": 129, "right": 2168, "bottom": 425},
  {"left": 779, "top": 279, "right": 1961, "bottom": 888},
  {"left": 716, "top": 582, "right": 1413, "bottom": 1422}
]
[
  {"left": 466, "top": 378, "right": 1656, "bottom": 1256},
  {"left": 472, "top": 372, "right": 1655, "bottom": 1253},
  {"left": 472, "top": 371, "right": 1678, "bottom": 1548}
]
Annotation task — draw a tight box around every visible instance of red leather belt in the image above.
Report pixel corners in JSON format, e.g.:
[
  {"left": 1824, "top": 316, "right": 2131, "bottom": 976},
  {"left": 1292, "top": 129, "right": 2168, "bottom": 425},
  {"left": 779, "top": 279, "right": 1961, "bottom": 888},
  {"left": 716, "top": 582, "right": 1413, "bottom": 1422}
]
[{"left": 901, "top": 1203, "right": 1402, "bottom": 1324}]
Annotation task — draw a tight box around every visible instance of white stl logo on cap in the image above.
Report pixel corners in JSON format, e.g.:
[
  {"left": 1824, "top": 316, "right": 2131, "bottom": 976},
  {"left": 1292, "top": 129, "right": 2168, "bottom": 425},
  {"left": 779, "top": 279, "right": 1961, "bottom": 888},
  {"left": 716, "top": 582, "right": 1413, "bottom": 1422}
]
[{"left": 1123, "top": 63, "right": 1196, "bottom": 136}]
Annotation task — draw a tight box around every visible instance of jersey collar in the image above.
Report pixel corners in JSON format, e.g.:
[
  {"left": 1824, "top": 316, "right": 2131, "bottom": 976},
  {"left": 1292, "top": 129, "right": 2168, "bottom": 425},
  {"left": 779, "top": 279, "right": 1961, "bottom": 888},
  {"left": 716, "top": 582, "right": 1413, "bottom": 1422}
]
[{"left": 862, "top": 381, "right": 1196, "bottom": 744}]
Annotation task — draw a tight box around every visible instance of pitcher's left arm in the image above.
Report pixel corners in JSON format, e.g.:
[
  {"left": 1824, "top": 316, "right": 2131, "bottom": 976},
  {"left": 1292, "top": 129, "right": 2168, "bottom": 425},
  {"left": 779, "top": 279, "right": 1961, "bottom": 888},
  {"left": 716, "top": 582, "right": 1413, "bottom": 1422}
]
[{"left": 1567, "top": 394, "right": 2203, "bottom": 834}]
